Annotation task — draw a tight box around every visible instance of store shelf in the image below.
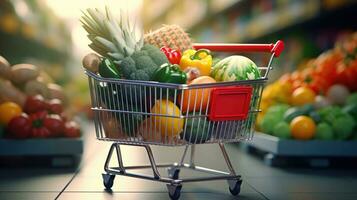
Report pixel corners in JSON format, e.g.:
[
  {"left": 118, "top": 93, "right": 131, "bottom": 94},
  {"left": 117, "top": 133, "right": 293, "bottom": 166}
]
[
  {"left": 0, "top": 138, "right": 83, "bottom": 156},
  {"left": 189, "top": 0, "right": 357, "bottom": 43},
  {"left": 248, "top": 132, "right": 357, "bottom": 157}
]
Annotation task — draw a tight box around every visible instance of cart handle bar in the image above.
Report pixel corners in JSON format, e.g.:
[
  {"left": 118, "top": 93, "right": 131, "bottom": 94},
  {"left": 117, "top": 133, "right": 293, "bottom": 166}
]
[{"left": 193, "top": 40, "right": 284, "bottom": 57}]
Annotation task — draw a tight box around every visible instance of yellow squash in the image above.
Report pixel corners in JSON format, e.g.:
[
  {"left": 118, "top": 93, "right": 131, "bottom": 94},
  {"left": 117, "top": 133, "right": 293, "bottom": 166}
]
[{"left": 150, "top": 100, "right": 183, "bottom": 138}]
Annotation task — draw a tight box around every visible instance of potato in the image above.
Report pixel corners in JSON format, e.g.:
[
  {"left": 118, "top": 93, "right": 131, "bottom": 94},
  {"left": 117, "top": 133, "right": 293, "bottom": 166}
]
[
  {"left": 11, "top": 64, "right": 39, "bottom": 84},
  {"left": 47, "top": 83, "right": 66, "bottom": 102},
  {"left": 24, "top": 79, "right": 49, "bottom": 98},
  {"left": 101, "top": 113, "right": 126, "bottom": 139},
  {"left": 0, "top": 78, "right": 26, "bottom": 107},
  {"left": 137, "top": 118, "right": 162, "bottom": 142},
  {"left": 37, "top": 71, "right": 54, "bottom": 84},
  {"left": 0, "top": 56, "right": 12, "bottom": 79},
  {"left": 82, "top": 53, "right": 101, "bottom": 73}
]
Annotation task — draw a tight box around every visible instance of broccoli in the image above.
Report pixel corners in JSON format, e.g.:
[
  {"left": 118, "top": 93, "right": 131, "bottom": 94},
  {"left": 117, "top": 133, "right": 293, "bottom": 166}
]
[{"left": 119, "top": 44, "right": 169, "bottom": 81}]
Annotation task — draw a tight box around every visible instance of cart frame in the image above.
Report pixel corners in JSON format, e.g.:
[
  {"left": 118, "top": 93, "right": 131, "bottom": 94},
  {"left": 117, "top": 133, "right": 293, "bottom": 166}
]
[{"left": 86, "top": 41, "right": 284, "bottom": 199}]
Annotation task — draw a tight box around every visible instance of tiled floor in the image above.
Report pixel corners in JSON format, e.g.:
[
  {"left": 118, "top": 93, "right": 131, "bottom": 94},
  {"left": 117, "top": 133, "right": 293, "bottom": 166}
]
[{"left": 1, "top": 125, "right": 357, "bottom": 200}]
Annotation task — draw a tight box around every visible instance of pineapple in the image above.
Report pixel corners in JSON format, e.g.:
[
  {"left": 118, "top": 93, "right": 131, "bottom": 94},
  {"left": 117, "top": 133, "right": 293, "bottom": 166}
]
[
  {"left": 80, "top": 7, "right": 168, "bottom": 81},
  {"left": 80, "top": 7, "right": 143, "bottom": 64},
  {"left": 144, "top": 25, "right": 193, "bottom": 52}
]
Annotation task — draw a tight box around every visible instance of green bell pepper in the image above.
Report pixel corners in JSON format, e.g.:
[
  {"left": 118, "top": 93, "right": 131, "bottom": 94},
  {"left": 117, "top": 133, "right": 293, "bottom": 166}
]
[
  {"left": 152, "top": 63, "right": 187, "bottom": 84},
  {"left": 99, "top": 58, "right": 121, "bottom": 79}
]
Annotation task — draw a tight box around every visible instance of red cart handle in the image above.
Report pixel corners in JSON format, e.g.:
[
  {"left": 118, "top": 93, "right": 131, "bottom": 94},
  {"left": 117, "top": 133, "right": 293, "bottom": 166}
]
[{"left": 193, "top": 40, "right": 284, "bottom": 57}]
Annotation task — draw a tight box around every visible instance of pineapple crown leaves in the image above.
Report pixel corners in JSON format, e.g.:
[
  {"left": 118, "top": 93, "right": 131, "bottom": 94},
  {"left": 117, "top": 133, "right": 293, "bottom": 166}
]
[{"left": 80, "top": 7, "right": 144, "bottom": 63}]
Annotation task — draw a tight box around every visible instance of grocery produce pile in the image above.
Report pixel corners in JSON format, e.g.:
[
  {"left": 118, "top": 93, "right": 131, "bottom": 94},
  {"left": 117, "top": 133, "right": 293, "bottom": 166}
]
[
  {"left": 80, "top": 8, "right": 263, "bottom": 144},
  {"left": 0, "top": 56, "right": 81, "bottom": 139},
  {"left": 257, "top": 32, "right": 357, "bottom": 140}
]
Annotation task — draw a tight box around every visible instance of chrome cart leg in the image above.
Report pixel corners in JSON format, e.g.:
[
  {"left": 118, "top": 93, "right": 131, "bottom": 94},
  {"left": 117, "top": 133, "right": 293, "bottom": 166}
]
[
  {"left": 179, "top": 145, "right": 190, "bottom": 165},
  {"left": 219, "top": 143, "right": 236, "bottom": 175},
  {"left": 168, "top": 145, "right": 189, "bottom": 179},
  {"left": 143, "top": 145, "right": 161, "bottom": 179},
  {"left": 115, "top": 143, "right": 125, "bottom": 172},
  {"left": 104, "top": 143, "right": 116, "bottom": 172},
  {"left": 103, "top": 143, "right": 120, "bottom": 190},
  {"left": 189, "top": 144, "right": 196, "bottom": 167},
  {"left": 218, "top": 143, "right": 242, "bottom": 196}
]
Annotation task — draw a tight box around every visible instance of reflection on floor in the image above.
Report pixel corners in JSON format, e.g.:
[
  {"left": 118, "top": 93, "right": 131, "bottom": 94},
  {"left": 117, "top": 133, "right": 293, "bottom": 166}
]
[{"left": 1, "top": 124, "right": 357, "bottom": 200}]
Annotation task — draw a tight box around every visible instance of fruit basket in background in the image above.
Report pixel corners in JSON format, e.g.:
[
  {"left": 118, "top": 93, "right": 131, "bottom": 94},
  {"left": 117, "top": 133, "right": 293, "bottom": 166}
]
[{"left": 84, "top": 41, "right": 284, "bottom": 199}]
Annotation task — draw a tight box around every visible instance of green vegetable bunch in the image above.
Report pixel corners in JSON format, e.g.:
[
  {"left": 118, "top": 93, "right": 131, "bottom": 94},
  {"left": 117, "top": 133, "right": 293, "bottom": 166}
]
[{"left": 120, "top": 44, "right": 169, "bottom": 81}]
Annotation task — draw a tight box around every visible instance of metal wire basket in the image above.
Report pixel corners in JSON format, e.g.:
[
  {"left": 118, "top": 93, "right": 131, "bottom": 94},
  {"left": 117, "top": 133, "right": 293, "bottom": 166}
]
[
  {"left": 85, "top": 41, "right": 284, "bottom": 199},
  {"left": 86, "top": 41, "right": 284, "bottom": 146}
]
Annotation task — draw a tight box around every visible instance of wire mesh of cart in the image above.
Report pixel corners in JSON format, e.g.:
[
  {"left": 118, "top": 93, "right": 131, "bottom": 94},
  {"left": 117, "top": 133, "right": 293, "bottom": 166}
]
[{"left": 85, "top": 41, "right": 284, "bottom": 200}]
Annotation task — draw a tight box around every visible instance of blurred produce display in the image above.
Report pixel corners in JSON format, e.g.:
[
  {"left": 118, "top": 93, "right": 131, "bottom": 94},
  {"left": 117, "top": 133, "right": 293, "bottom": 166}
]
[
  {"left": 0, "top": 55, "right": 81, "bottom": 139},
  {"left": 142, "top": 0, "right": 357, "bottom": 78},
  {"left": 0, "top": 0, "right": 72, "bottom": 65},
  {"left": 256, "top": 32, "right": 357, "bottom": 141}
]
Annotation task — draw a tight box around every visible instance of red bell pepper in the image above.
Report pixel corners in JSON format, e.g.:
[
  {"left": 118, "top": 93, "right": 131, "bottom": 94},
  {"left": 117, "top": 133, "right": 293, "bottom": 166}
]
[{"left": 160, "top": 47, "right": 182, "bottom": 65}]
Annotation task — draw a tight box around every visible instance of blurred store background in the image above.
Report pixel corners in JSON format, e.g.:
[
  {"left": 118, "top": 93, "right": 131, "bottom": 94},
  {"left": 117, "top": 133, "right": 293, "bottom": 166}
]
[{"left": 0, "top": 0, "right": 357, "bottom": 167}]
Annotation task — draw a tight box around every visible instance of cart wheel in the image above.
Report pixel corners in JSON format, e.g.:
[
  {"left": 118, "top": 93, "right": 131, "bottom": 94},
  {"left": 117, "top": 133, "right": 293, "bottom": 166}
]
[
  {"left": 167, "top": 184, "right": 182, "bottom": 200},
  {"left": 167, "top": 167, "right": 180, "bottom": 179},
  {"left": 228, "top": 179, "right": 242, "bottom": 196},
  {"left": 102, "top": 173, "right": 115, "bottom": 190}
]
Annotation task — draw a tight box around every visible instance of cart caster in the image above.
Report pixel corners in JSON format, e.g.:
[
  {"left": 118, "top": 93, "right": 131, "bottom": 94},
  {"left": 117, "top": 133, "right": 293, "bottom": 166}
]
[
  {"left": 228, "top": 179, "right": 242, "bottom": 196},
  {"left": 102, "top": 173, "right": 115, "bottom": 190},
  {"left": 167, "top": 167, "right": 180, "bottom": 179},
  {"left": 167, "top": 184, "right": 182, "bottom": 200}
]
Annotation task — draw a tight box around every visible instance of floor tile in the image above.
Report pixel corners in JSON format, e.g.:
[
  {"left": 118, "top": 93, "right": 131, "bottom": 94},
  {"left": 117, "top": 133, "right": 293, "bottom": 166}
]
[
  {"left": 0, "top": 170, "right": 74, "bottom": 192},
  {"left": 0, "top": 192, "right": 59, "bottom": 200},
  {"left": 262, "top": 193, "right": 357, "bottom": 200},
  {"left": 58, "top": 192, "right": 266, "bottom": 200},
  {"left": 246, "top": 176, "right": 357, "bottom": 194}
]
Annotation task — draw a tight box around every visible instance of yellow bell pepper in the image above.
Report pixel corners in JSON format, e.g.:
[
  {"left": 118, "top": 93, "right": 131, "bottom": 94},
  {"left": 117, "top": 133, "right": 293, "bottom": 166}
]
[{"left": 179, "top": 49, "right": 212, "bottom": 77}]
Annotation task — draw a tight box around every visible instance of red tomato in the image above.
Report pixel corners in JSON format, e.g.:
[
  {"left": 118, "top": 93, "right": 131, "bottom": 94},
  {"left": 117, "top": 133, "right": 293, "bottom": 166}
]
[
  {"left": 31, "top": 127, "right": 51, "bottom": 138},
  {"left": 43, "top": 114, "right": 65, "bottom": 137},
  {"left": 7, "top": 114, "right": 32, "bottom": 139},
  {"left": 64, "top": 121, "right": 81, "bottom": 138},
  {"left": 336, "top": 61, "right": 357, "bottom": 91},
  {"left": 308, "top": 76, "right": 331, "bottom": 95},
  {"left": 47, "top": 99, "right": 63, "bottom": 114},
  {"left": 24, "top": 95, "right": 47, "bottom": 114},
  {"left": 29, "top": 111, "right": 51, "bottom": 138}
]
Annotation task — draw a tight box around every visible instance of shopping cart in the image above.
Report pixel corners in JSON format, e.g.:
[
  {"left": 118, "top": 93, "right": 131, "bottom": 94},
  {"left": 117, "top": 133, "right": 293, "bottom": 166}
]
[{"left": 85, "top": 41, "right": 284, "bottom": 199}]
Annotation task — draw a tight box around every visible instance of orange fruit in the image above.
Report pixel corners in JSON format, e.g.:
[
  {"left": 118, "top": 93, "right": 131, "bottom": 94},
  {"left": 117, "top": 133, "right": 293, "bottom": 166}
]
[
  {"left": 291, "top": 86, "right": 316, "bottom": 106},
  {"left": 290, "top": 116, "right": 316, "bottom": 140},
  {"left": 0, "top": 102, "right": 22, "bottom": 125},
  {"left": 179, "top": 76, "right": 216, "bottom": 113}
]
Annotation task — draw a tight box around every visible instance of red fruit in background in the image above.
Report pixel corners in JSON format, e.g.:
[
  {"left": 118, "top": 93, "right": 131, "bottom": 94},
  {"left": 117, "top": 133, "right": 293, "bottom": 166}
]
[
  {"left": 29, "top": 111, "right": 51, "bottom": 138},
  {"left": 64, "top": 121, "right": 81, "bottom": 138},
  {"left": 336, "top": 61, "right": 357, "bottom": 91},
  {"left": 7, "top": 114, "right": 31, "bottom": 139},
  {"left": 47, "top": 99, "right": 63, "bottom": 114},
  {"left": 24, "top": 95, "right": 47, "bottom": 114},
  {"left": 31, "top": 127, "right": 51, "bottom": 138},
  {"left": 43, "top": 114, "right": 65, "bottom": 137}
]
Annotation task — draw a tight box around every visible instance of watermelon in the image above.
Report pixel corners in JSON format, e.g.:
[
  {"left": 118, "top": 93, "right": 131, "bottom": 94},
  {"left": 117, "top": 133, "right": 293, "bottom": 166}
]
[{"left": 211, "top": 55, "right": 261, "bottom": 81}]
